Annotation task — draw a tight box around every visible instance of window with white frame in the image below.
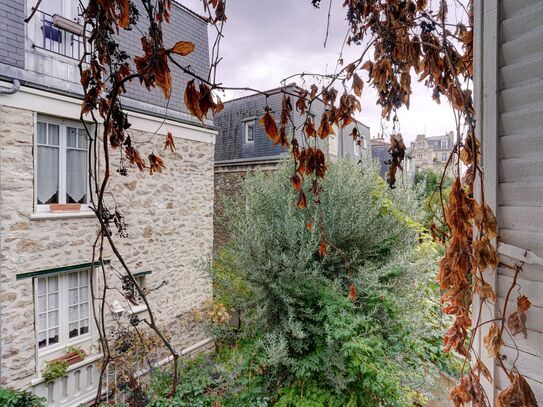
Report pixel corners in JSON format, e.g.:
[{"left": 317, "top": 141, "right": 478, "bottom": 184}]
[
  {"left": 362, "top": 137, "right": 368, "bottom": 149},
  {"left": 354, "top": 139, "right": 360, "bottom": 156},
  {"left": 244, "top": 120, "right": 255, "bottom": 143},
  {"left": 441, "top": 152, "right": 448, "bottom": 162},
  {"left": 36, "top": 270, "right": 90, "bottom": 350},
  {"left": 417, "top": 154, "right": 423, "bottom": 160},
  {"left": 441, "top": 140, "right": 448, "bottom": 149},
  {"left": 36, "top": 119, "right": 89, "bottom": 208}
]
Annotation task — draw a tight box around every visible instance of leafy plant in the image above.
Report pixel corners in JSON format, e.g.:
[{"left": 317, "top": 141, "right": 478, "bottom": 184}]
[
  {"left": 210, "top": 159, "right": 451, "bottom": 405},
  {"left": 0, "top": 388, "right": 45, "bottom": 407},
  {"left": 41, "top": 359, "right": 69, "bottom": 384},
  {"left": 65, "top": 345, "right": 86, "bottom": 360}
]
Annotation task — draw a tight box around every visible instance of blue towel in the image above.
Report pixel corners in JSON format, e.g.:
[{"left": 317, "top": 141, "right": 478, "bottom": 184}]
[{"left": 43, "top": 23, "right": 62, "bottom": 43}]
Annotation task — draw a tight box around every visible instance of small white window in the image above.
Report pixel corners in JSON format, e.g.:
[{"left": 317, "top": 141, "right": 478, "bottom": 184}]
[
  {"left": 441, "top": 140, "right": 448, "bottom": 149},
  {"left": 362, "top": 137, "right": 368, "bottom": 149},
  {"left": 417, "top": 154, "right": 423, "bottom": 160},
  {"left": 354, "top": 139, "right": 360, "bottom": 156},
  {"left": 36, "top": 118, "right": 89, "bottom": 211},
  {"left": 417, "top": 141, "right": 424, "bottom": 148},
  {"left": 36, "top": 270, "right": 91, "bottom": 350},
  {"left": 244, "top": 120, "right": 255, "bottom": 143},
  {"left": 441, "top": 152, "right": 448, "bottom": 162}
]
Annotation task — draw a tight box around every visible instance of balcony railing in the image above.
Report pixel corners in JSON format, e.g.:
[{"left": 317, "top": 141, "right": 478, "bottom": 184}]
[{"left": 30, "top": 10, "right": 88, "bottom": 61}]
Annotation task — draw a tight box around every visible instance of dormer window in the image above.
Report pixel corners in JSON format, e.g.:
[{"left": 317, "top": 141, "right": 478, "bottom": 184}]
[
  {"left": 244, "top": 120, "right": 255, "bottom": 143},
  {"left": 441, "top": 140, "right": 448, "bottom": 149}
]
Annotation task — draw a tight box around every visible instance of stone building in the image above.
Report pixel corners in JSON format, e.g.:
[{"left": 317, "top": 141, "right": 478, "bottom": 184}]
[
  {"left": 213, "top": 87, "right": 371, "bottom": 247},
  {"left": 0, "top": 2, "right": 215, "bottom": 405},
  {"left": 370, "top": 134, "right": 414, "bottom": 183},
  {"left": 410, "top": 132, "right": 454, "bottom": 175}
]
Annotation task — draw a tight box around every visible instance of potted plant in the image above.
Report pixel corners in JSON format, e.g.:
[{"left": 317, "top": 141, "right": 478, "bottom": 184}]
[
  {"left": 41, "top": 359, "right": 69, "bottom": 384},
  {"left": 62, "top": 346, "right": 87, "bottom": 365}
]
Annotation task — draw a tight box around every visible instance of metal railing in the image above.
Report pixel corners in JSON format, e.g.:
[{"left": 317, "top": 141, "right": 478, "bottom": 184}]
[{"left": 34, "top": 10, "right": 87, "bottom": 61}]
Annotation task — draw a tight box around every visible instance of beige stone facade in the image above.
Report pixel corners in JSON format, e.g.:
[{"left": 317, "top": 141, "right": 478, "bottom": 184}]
[
  {"left": 0, "top": 97, "right": 215, "bottom": 393},
  {"left": 410, "top": 132, "right": 454, "bottom": 175}
]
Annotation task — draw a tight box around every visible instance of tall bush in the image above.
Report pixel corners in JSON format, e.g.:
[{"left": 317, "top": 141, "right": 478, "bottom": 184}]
[{"left": 213, "top": 159, "right": 450, "bottom": 406}]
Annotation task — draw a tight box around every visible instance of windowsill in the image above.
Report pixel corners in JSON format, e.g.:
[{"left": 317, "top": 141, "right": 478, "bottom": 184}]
[
  {"left": 30, "top": 211, "right": 95, "bottom": 220},
  {"left": 38, "top": 334, "right": 93, "bottom": 359},
  {"left": 31, "top": 353, "right": 103, "bottom": 386}
]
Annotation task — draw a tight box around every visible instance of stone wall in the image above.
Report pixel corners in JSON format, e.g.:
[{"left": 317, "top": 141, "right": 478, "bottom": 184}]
[
  {"left": 213, "top": 164, "right": 276, "bottom": 249},
  {"left": 0, "top": 105, "right": 214, "bottom": 389}
]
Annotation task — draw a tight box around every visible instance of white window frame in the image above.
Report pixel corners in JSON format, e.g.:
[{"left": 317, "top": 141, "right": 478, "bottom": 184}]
[
  {"left": 441, "top": 140, "right": 448, "bottom": 149},
  {"left": 244, "top": 119, "right": 255, "bottom": 143},
  {"left": 34, "top": 116, "right": 92, "bottom": 214},
  {"left": 353, "top": 139, "right": 360, "bottom": 156},
  {"left": 34, "top": 270, "right": 94, "bottom": 369},
  {"left": 362, "top": 137, "right": 368, "bottom": 149},
  {"left": 442, "top": 152, "right": 448, "bottom": 162}
]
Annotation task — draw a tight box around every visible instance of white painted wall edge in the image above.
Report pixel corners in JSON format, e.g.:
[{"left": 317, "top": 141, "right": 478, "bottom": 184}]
[{"left": 0, "top": 81, "right": 217, "bottom": 145}]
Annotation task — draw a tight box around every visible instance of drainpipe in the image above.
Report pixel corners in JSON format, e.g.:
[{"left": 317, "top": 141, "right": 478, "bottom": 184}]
[
  {"left": 0, "top": 79, "right": 21, "bottom": 95},
  {"left": 0, "top": 78, "right": 20, "bottom": 381}
]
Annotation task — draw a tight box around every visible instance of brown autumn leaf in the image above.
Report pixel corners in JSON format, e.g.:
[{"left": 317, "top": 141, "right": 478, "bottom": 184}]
[
  {"left": 296, "top": 90, "right": 308, "bottom": 115},
  {"left": 306, "top": 223, "right": 313, "bottom": 231},
  {"left": 148, "top": 153, "right": 165, "bottom": 175},
  {"left": 352, "top": 73, "right": 364, "bottom": 97},
  {"left": 164, "top": 131, "right": 176, "bottom": 152},
  {"left": 349, "top": 284, "right": 357, "bottom": 301},
  {"left": 290, "top": 174, "right": 302, "bottom": 191},
  {"left": 297, "top": 190, "right": 308, "bottom": 209},
  {"left": 475, "top": 359, "right": 493, "bottom": 384},
  {"left": 259, "top": 110, "right": 280, "bottom": 145},
  {"left": 473, "top": 238, "right": 499, "bottom": 271},
  {"left": 310, "top": 84, "right": 319, "bottom": 99},
  {"left": 317, "top": 112, "right": 335, "bottom": 140},
  {"left": 508, "top": 296, "right": 531, "bottom": 338},
  {"left": 169, "top": 41, "right": 195, "bottom": 56},
  {"left": 198, "top": 83, "right": 217, "bottom": 118},
  {"left": 319, "top": 240, "right": 328, "bottom": 257},
  {"left": 345, "top": 62, "right": 356, "bottom": 80},
  {"left": 118, "top": 0, "right": 130, "bottom": 28},
  {"left": 214, "top": 97, "right": 224, "bottom": 114},
  {"left": 184, "top": 80, "right": 203, "bottom": 122},
  {"left": 496, "top": 373, "right": 538, "bottom": 407},
  {"left": 304, "top": 116, "right": 317, "bottom": 138},
  {"left": 483, "top": 323, "right": 502, "bottom": 358}
]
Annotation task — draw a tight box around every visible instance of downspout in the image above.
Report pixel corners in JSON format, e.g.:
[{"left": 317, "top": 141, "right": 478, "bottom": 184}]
[
  {"left": 0, "top": 77, "right": 21, "bottom": 382},
  {"left": 0, "top": 79, "right": 21, "bottom": 95}
]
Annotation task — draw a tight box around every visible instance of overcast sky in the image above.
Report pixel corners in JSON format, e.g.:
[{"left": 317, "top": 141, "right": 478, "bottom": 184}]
[{"left": 180, "top": 0, "right": 457, "bottom": 144}]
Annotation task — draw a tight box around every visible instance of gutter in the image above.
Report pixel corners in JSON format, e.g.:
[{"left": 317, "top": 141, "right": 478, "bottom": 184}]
[{"left": 0, "top": 79, "right": 20, "bottom": 95}]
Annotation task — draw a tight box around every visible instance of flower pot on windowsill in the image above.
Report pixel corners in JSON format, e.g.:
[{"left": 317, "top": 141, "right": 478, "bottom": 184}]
[
  {"left": 49, "top": 204, "right": 81, "bottom": 213},
  {"left": 53, "top": 351, "right": 84, "bottom": 366}
]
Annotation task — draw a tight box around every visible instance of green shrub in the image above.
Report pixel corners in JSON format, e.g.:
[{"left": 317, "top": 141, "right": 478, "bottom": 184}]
[
  {"left": 0, "top": 387, "right": 45, "bottom": 407},
  {"left": 213, "top": 159, "right": 448, "bottom": 406}
]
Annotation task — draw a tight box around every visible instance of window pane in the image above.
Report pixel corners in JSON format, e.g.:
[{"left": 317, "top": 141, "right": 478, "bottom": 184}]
[
  {"left": 37, "top": 122, "right": 47, "bottom": 144},
  {"left": 69, "top": 305, "right": 78, "bottom": 323},
  {"left": 48, "top": 124, "right": 59, "bottom": 145},
  {"left": 48, "top": 293, "right": 58, "bottom": 309},
  {"left": 67, "top": 127, "right": 77, "bottom": 148},
  {"left": 38, "top": 313, "right": 47, "bottom": 331},
  {"left": 69, "top": 322, "right": 79, "bottom": 339},
  {"left": 80, "top": 287, "right": 88, "bottom": 302},
  {"left": 78, "top": 129, "right": 88, "bottom": 149},
  {"left": 80, "top": 302, "right": 89, "bottom": 318},
  {"left": 80, "top": 320, "right": 89, "bottom": 335},
  {"left": 48, "top": 276, "right": 58, "bottom": 292},
  {"left": 48, "top": 310, "right": 58, "bottom": 327},
  {"left": 37, "top": 145, "right": 59, "bottom": 204},
  {"left": 66, "top": 149, "right": 87, "bottom": 204},
  {"left": 38, "top": 296, "right": 46, "bottom": 313},
  {"left": 37, "top": 278, "right": 46, "bottom": 296},
  {"left": 49, "top": 328, "right": 59, "bottom": 345},
  {"left": 38, "top": 331, "right": 47, "bottom": 348},
  {"left": 80, "top": 270, "right": 88, "bottom": 285},
  {"left": 69, "top": 288, "right": 78, "bottom": 305},
  {"left": 68, "top": 272, "right": 78, "bottom": 289}
]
